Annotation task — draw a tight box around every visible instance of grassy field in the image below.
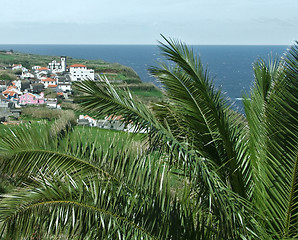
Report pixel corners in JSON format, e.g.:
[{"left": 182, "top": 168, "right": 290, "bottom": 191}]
[{"left": 70, "top": 125, "right": 144, "bottom": 147}]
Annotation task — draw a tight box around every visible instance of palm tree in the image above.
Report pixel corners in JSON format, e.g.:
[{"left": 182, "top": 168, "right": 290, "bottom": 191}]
[{"left": 0, "top": 37, "right": 297, "bottom": 239}]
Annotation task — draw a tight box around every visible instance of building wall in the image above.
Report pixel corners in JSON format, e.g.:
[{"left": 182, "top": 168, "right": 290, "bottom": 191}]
[
  {"left": 19, "top": 93, "right": 44, "bottom": 105},
  {"left": 69, "top": 67, "right": 94, "bottom": 81},
  {"left": 58, "top": 84, "right": 71, "bottom": 92},
  {"left": 42, "top": 79, "right": 57, "bottom": 88},
  {"left": 48, "top": 60, "right": 62, "bottom": 71}
]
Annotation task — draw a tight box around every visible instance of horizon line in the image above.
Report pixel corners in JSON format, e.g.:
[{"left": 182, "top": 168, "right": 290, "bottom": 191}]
[{"left": 0, "top": 43, "right": 291, "bottom": 46}]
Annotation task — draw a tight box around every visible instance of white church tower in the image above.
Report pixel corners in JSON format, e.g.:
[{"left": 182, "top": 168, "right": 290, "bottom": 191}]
[{"left": 60, "top": 56, "right": 67, "bottom": 72}]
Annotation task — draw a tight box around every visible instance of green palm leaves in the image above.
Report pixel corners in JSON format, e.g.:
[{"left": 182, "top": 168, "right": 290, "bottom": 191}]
[
  {"left": 0, "top": 39, "right": 297, "bottom": 239},
  {"left": 245, "top": 44, "right": 298, "bottom": 237}
]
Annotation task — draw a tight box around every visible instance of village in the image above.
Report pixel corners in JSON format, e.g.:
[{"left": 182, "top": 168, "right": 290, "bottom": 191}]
[
  {"left": 0, "top": 55, "right": 138, "bottom": 131},
  {"left": 0, "top": 56, "right": 94, "bottom": 107}
]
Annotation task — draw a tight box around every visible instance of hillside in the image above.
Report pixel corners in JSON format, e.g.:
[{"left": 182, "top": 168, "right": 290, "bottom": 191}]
[{"left": 0, "top": 50, "right": 162, "bottom": 103}]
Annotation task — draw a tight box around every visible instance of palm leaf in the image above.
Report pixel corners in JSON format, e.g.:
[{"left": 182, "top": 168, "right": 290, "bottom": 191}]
[
  {"left": 245, "top": 42, "right": 298, "bottom": 238},
  {"left": 150, "top": 36, "right": 249, "bottom": 198}
]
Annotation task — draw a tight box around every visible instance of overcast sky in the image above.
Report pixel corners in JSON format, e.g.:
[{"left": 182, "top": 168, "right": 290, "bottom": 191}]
[{"left": 1, "top": 0, "right": 297, "bottom": 45}]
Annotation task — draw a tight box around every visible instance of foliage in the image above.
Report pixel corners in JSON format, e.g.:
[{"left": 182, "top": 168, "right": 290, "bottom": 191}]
[
  {"left": 50, "top": 110, "right": 76, "bottom": 136},
  {"left": 0, "top": 72, "right": 16, "bottom": 80},
  {"left": 22, "top": 106, "right": 70, "bottom": 120},
  {"left": 0, "top": 38, "right": 297, "bottom": 239}
]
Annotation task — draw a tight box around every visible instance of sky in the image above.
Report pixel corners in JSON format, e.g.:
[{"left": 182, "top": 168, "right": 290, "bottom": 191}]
[{"left": 1, "top": 0, "right": 297, "bottom": 45}]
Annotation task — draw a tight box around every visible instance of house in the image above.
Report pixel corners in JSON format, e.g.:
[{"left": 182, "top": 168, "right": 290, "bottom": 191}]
[
  {"left": 97, "top": 115, "right": 144, "bottom": 132},
  {"left": 78, "top": 115, "right": 97, "bottom": 126},
  {"left": 35, "top": 67, "right": 49, "bottom": 79},
  {"left": 46, "top": 98, "right": 58, "bottom": 108},
  {"left": 97, "top": 115, "right": 126, "bottom": 130},
  {"left": 21, "top": 72, "right": 35, "bottom": 79},
  {"left": 58, "top": 82, "right": 71, "bottom": 92},
  {"left": 68, "top": 64, "right": 94, "bottom": 81},
  {"left": 35, "top": 67, "right": 49, "bottom": 72},
  {"left": 2, "top": 86, "right": 22, "bottom": 100},
  {"left": 12, "top": 64, "right": 22, "bottom": 70},
  {"left": 77, "top": 118, "right": 89, "bottom": 126},
  {"left": 47, "top": 85, "right": 58, "bottom": 92},
  {"left": 41, "top": 78, "right": 57, "bottom": 88},
  {"left": 19, "top": 92, "right": 45, "bottom": 105}
]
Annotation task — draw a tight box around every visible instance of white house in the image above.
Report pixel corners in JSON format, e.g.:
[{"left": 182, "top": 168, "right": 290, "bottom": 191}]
[
  {"left": 58, "top": 82, "right": 72, "bottom": 92},
  {"left": 12, "top": 64, "right": 22, "bottom": 70},
  {"left": 2, "top": 86, "right": 22, "bottom": 100},
  {"left": 78, "top": 115, "right": 97, "bottom": 126},
  {"left": 41, "top": 78, "right": 57, "bottom": 88},
  {"left": 21, "top": 72, "right": 35, "bottom": 79},
  {"left": 68, "top": 64, "right": 94, "bottom": 81},
  {"left": 35, "top": 67, "right": 49, "bottom": 79},
  {"left": 46, "top": 98, "right": 58, "bottom": 108}
]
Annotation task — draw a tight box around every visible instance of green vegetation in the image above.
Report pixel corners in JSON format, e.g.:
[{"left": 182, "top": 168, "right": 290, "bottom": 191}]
[
  {"left": 22, "top": 106, "right": 67, "bottom": 120},
  {"left": 0, "top": 39, "right": 297, "bottom": 239},
  {"left": 20, "top": 106, "right": 76, "bottom": 136},
  {"left": 0, "top": 71, "right": 17, "bottom": 80}
]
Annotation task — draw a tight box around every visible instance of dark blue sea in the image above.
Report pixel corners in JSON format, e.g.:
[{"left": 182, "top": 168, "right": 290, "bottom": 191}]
[{"left": 0, "top": 44, "right": 289, "bottom": 107}]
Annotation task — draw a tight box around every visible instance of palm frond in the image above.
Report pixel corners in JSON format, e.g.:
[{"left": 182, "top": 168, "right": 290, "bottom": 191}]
[
  {"left": 0, "top": 153, "right": 199, "bottom": 240},
  {"left": 150, "top": 36, "right": 249, "bottom": 198},
  {"left": 246, "top": 42, "right": 298, "bottom": 238}
]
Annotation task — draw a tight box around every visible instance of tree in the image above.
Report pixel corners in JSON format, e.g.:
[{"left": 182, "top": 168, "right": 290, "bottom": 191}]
[{"left": 0, "top": 38, "right": 297, "bottom": 239}]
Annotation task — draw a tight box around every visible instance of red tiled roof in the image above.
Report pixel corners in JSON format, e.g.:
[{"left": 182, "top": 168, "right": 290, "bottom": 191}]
[
  {"left": 84, "top": 115, "right": 96, "bottom": 121},
  {"left": 36, "top": 67, "right": 49, "bottom": 71},
  {"left": 69, "top": 64, "right": 86, "bottom": 68},
  {"left": 48, "top": 85, "right": 57, "bottom": 88},
  {"left": 41, "top": 78, "right": 56, "bottom": 82},
  {"left": 3, "top": 89, "right": 18, "bottom": 94},
  {"left": 56, "top": 92, "right": 63, "bottom": 96},
  {"left": 7, "top": 86, "right": 16, "bottom": 89}
]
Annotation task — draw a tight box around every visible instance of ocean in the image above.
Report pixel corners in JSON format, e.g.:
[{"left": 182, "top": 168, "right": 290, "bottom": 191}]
[{"left": 0, "top": 44, "right": 289, "bottom": 103}]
